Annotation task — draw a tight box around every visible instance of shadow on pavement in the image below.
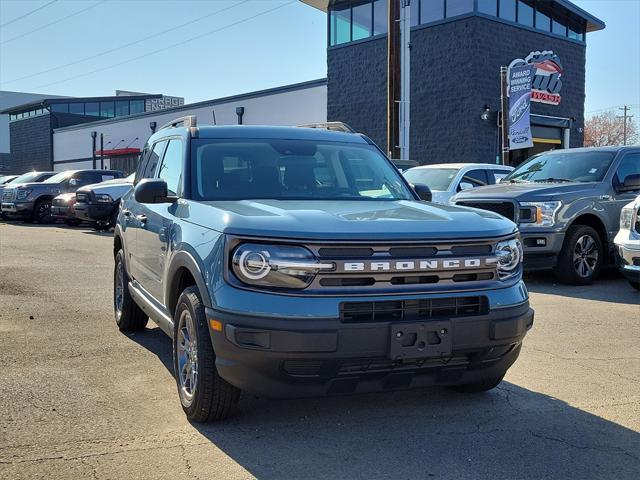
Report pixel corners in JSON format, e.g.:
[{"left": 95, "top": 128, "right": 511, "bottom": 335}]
[
  {"left": 524, "top": 268, "right": 639, "bottom": 305},
  {"left": 128, "top": 328, "right": 640, "bottom": 480}
]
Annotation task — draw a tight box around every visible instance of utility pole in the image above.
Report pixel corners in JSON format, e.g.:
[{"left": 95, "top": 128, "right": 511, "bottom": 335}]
[
  {"left": 387, "top": 0, "right": 400, "bottom": 160},
  {"left": 399, "top": 0, "right": 411, "bottom": 161},
  {"left": 617, "top": 105, "right": 633, "bottom": 145}
]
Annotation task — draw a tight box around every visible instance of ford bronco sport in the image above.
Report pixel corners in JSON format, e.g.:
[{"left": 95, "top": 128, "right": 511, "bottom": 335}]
[{"left": 114, "top": 117, "right": 533, "bottom": 422}]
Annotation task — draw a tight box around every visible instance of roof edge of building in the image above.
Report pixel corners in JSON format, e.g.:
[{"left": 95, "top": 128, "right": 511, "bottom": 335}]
[{"left": 52, "top": 78, "right": 328, "bottom": 133}]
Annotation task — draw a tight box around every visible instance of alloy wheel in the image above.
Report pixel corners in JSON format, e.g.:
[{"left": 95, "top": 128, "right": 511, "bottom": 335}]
[
  {"left": 37, "top": 201, "right": 52, "bottom": 223},
  {"left": 572, "top": 234, "right": 598, "bottom": 278},
  {"left": 177, "top": 309, "right": 198, "bottom": 407},
  {"left": 114, "top": 260, "right": 124, "bottom": 320}
]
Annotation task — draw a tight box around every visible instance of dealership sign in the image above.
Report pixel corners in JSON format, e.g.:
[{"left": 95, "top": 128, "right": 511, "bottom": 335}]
[
  {"left": 508, "top": 51, "right": 563, "bottom": 106},
  {"left": 507, "top": 64, "right": 535, "bottom": 150}
]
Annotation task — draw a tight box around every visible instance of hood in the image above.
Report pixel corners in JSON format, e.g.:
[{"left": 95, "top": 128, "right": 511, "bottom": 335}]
[
  {"left": 79, "top": 181, "right": 133, "bottom": 197},
  {"left": 8, "top": 182, "right": 64, "bottom": 195},
  {"left": 183, "top": 199, "right": 517, "bottom": 241},
  {"left": 453, "top": 182, "right": 597, "bottom": 202}
]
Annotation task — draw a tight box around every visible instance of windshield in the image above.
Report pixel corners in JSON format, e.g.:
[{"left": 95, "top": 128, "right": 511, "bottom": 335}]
[
  {"left": 44, "top": 171, "right": 74, "bottom": 184},
  {"left": 505, "top": 151, "right": 616, "bottom": 183},
  {"left": 8, "top": 172, "right": 41, "bottom": 184},
  {"left": 403, "top": 168, "right": 459, "bottom": 191},
  {"left": 190, "top": 139, "right": 415, "bottom": 201}
]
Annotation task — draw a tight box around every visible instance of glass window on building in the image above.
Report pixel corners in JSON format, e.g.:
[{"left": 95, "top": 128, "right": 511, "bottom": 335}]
[
  {"left": 352, "top": 2, "right": 372, "bottom": 41},
  {"left": 422, "top": 0, "right": 445, "bottom": 23},
  {"left": 517, "top": 1, "right": 533, "bottom": 27},
  {"left": 100, "top": 101, "right": 115, "bottom": 118},
  {"left": 373, "top": 0, "right": 388, "bottom": 33},
  {"left": 498, "top": 0, "right": 516, "bottom": 21},
  {"left": 446, "top": 0, "right": 473, "bottom": 18},
  {"left": 50, "top": 103, "right": 69, "bottom": 113},
  {"left": 85, "top": 102, "right": 99, "bottom": 116},
  {"left": 535, "top": 9, "right": 550, "bottom": 31},
  {"left": 330, "top": 6, "right": 351, "bottom": 45},
  {"left": 409, "top": 0, "right": 419, "bottom": 26},
  {"left": 115, "top": 100, "right": 130, "bottom": 117},
  {"left": 69, "top": 103, "right": 84, "bottom": 114},
  {"left": 552, "top": 18, "right": 566, "bottom": 36},
  {"left": 477, "top": 0, "right": 497, "bottom": 16},
  {"left": 130, "top": 100, "right": 145, "bottom": 114}
]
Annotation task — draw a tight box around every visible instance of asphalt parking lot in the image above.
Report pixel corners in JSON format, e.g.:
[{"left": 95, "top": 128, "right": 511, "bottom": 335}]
[{"left": 0, "top": 223, "right": 638, "bottom": 480}]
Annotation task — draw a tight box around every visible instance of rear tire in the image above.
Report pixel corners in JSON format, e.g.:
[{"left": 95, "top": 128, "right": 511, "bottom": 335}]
[
  {"left": 554, "top": 225, "right": 603, "bottom": 285},
  {"left": 449, "top": 374, "right": 505, "bottom": 393},
  {"left": 173, "top": 286, "right": 240, "bottom": 422},
  {"left": 113, "top": 249, "right": 148, "bottom": 332},
  {"left": 34, "top": 199, "right": 53, "bottom": 224}
]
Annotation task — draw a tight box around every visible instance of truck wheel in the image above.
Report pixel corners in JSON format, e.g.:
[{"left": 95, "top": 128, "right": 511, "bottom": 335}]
[
  {"left": 173, "top": 286, "right": 240, "bottom": 422},
  {"left": 554, "top": 225, "right": 603, "bottom": 285},
  {"left": 114, "top": 249, "right": 148, "bottom": 332},
  {"left": 449, "top": 374, "right": 505, "bottom": 393},
  {"left": 34, "top": 199, "right": 53, "bottom": 224}
]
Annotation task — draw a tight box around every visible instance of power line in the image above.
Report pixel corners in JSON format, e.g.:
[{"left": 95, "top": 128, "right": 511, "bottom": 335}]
[
  {"left": 7, "top": 1, "right": 296, "bottom": 95},
  {"left": 585, "top": 104, "right": 640, "bottom": 115},
  {"left": 1, "top": 0, "right": 250, "bottom": 85},
  {"left": 0, "top": 0, "right": 107, "bottom": 45},
  {"left": 0, "top": 0, "right": 58, "bottom": 28}
]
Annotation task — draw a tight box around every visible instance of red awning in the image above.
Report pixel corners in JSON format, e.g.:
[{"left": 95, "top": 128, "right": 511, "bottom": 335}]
[{"left": 94, "top": 148, "right": 140, "bottom": 156}]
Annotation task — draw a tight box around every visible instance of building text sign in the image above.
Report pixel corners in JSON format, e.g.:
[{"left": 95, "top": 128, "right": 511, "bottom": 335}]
[
  {"left": 507, "top": 64, "right": 535, "bottom": 150},
  {"left": 509, "top": 51, "right": 563, "bottom": 106}
]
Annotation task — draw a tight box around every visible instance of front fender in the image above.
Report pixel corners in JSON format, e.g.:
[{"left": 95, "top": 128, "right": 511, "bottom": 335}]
[{"left": 558, "top": 198, "right": 609, "bottom": 230}]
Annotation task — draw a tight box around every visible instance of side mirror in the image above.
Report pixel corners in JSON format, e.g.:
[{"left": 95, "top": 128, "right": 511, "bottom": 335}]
[
  {"left": 134, "top": 179, "right": 177, "bottom": 204},
  {"left": 459, "top": 181, "right": 475, "bottom": 191},
  {"left": 69, "top": 178, "right": 79, "bottom": 187},
  {"left": 618, "top": 174, "right": 640, "bottom": 192},
  {"left": 412, "top": 183, "right": 432, "bottom": 202}
]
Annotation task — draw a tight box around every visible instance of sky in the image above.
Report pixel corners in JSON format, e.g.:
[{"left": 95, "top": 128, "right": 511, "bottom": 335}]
[{"left": 0, "top": 0, "right": 638, "bottom": 120}]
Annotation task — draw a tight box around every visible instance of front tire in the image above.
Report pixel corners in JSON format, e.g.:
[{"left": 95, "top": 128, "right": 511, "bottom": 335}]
[
  {"left": 34, "top": 199, "right": 53, "bottom": 224},
  {"left": 173, "top": 286, "right": 240, "bottom": 422},
  {"left": 554, "top": 225, "right": 603, "bottom": 285},
  {"left": 113, "top": 249, "right": 148, "bottom": 332}
]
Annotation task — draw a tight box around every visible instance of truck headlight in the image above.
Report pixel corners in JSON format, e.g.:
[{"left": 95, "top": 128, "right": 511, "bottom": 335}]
[
  {"left": 16, "top": 189, "right": 32, "bottom": 200},
  {"left": 520, "top": 201, "right": 561, "bottom": 227},
  {"left": 495, "top": 238, "right": 523, "bottom": 278},
  {"left": 231, "top": 243, "right": 334, "bottom": 289},
  {"left": 620, "top": 207, "right": 634, "bottom": 230},
  {"left": 95, "top": 194, "right": 113, "bottom": 203}
]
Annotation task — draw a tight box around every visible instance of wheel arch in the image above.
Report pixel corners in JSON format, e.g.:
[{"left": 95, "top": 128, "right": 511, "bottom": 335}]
[
  {"left": 569, "top": 213, "right": 609, "bottom": 257},
  {"left": 166, "top": 252, "right": 212, "bottom": 318}
]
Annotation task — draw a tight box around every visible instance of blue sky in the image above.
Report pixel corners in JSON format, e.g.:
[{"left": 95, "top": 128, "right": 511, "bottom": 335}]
[{"left": 0, "top": 0, "right": 638, "bottom": 119}]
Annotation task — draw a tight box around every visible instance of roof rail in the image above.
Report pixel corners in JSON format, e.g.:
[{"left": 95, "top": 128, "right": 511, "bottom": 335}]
[
  {"left": 158, "top": 115, "right": 197, "bottom": 132},
  {"left": 297, "top": 121, "right": 356, "bottom": 133}
]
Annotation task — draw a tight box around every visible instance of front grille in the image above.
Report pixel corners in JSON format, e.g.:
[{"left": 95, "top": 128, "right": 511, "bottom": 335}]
[
  {"left": 456, "top": 201, "right": 516, "bottom": 221},
  {"left": 340, "top": 296, "right": 488, "bottom": 323},
  {"left": 2, "top": 189, "right": 15, "bottom": 202}
]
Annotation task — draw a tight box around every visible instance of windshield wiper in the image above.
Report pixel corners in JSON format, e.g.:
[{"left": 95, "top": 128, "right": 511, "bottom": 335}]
[
  {"left": 507, "top": 178, "right": 529, "bottom": 183},
  {"left": 533, "top": 177, "right": 574, "bottom": 183}
]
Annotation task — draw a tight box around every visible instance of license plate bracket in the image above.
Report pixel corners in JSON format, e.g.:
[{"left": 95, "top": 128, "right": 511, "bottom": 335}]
[{"left": 389, "top": 321, "right": 452, "bottom": 360}]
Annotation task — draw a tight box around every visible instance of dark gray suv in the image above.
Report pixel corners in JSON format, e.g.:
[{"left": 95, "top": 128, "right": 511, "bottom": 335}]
[
  {"left": 453, "top": 146, "right": 640, "bottom": 285},
  {"left": 114, "top": 117, "right": 534, "bottom": 422}
]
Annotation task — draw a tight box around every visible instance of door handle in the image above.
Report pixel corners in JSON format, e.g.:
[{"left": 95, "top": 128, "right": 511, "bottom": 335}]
[{"left": 599, "top": 194, "right": 612, "bottom": 201}]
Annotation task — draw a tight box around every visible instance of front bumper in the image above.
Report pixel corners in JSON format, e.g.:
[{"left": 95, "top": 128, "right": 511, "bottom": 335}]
[
  {"left": 205, "top": 289, "right": 533, "bottom": 398},
  {"left": 50, "top": 205, "right": 73, "bottom": 219},
  {"left": 1, "top": 201, "right": 34, "bottom": 217},
  {"left": 614, "top": 230, "right": 640, "bottom": 284},
  {"left": 519, "top": 230, "right": 565, "bottom": 270},
  {"left": 74, "top": 202, "right": 115, "bottom": 222}
]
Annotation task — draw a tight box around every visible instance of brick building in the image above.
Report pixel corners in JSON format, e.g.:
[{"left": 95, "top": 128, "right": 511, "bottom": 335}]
[{"left": 303, "top": 0, "right": 605, "bottom": 165}]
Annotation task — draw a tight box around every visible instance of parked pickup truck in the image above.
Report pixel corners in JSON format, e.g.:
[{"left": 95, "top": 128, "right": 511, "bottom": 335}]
[
  {"left": 1, "top": 169, "right": 123, "bottom": 223},
  {"left": 615, "top": 195, "right": 640, "bottom": 290},
  {"left": 453, "top": 146, "right": 640, "bottom": 285},
  {"left": 113, "top": 117, "right": 533, "bottom": 422},
  {"left": 0, "top": 171, "right": 55, "bottom": 219},
  {"left": 74, "top": 174, "right": 134, "bottom": 231}
]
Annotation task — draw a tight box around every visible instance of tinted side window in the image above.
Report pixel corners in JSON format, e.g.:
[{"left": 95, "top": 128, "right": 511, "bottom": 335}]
[
  {"left": 462, "top": 169, "right": 489, "bottom": 185},
  {"left": 74, "top": 172, "right": 100, "bottom": 187},
  {"left": 144, "top": 141, "right": 167, "bottom": 179},
  {"left": 157, "top": 139, "right": 183, "bottom": 196},
  {"left": 615, "top": 154, "right": 640, "bottom": 185},
  {"left": 135, "top": 147, "right": 150, "bottom": 184}
]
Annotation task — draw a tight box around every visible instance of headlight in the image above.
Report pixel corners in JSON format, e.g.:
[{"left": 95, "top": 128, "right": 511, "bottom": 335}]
[
  {"left": 231, "top": 243, "right": 334, "bottom": 289},
  {"left": 16, "top": 189, "right": 32, "bottom": 200},
  {"left": 520, "top": 201, "right": 561, "bottom": 227},
  {"left": 620, "top": 207, "right": 634, "bottom": 230},
  {"left": 495, "top": 238, "right": 523, "bottom": 278},
  {"left": 95, "top": 193, "right": 113, "bottom": 203}
]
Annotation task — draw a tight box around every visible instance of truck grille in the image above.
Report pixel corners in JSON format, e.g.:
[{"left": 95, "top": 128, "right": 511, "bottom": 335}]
[
  {"left": 340, "top": 296, "right": 488, "bottom": 323},
  {"left": 2, "top": 189, "right": 15, "bottom": 202},
  {"left": 456, "top": 201, "right": 516, "bottom": 221}
]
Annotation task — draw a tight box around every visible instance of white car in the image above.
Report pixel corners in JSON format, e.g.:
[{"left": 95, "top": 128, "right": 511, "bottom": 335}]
[
  {"left": 614, "top": 195, "right": 640, "bottom": 290},
  {"left": 403, "top": 163, "right": 514, "bottom": 204}
]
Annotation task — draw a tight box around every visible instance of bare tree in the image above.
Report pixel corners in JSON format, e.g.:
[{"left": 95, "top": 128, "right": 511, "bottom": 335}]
[{"left": 584, "top": 111, "right": 638, "bottom": 147}]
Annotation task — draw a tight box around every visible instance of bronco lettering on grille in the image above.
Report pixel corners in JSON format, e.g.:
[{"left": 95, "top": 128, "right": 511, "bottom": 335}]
[{"left": 340, "top": 258, "right": 495, "bottom": 273}]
